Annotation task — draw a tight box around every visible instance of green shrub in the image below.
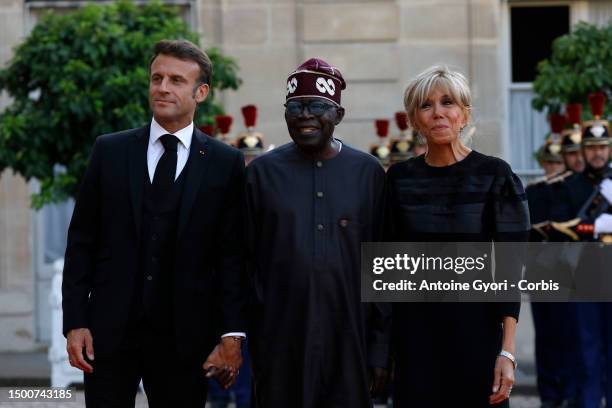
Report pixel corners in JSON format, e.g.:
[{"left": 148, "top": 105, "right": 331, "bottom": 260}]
[
  {"left": 0, "top": 0, "right": 240, "bottom": 208},
  {"left": 532, "top": 22, "right": 612, "bottom": 117}
]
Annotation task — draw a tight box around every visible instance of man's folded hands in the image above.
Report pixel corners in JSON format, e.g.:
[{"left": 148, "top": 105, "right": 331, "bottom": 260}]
[{"left": 203, "top": 337, "right": 243, "bottom": 389}]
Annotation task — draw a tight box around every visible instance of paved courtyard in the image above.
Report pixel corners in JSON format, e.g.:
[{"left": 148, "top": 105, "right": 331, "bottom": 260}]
[
  {"left": 0, "top": 303, "right": 540, "bottom": 407},
  {"left": 0, "top": 391, "right": 541, "bottom": 407}
]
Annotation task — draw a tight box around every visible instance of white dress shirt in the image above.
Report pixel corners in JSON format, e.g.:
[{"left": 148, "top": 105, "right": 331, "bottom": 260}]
[
  {"left": 147, "top": 118, "right": 193, "bottom": 182},
  {"left": 147, "top": 118, "right": 245, "bottom": 340}
]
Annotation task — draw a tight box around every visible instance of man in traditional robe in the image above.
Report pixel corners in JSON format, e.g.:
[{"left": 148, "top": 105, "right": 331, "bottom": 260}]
[{"left": 246, "top": 58, "right": 390, "bottom": 408}]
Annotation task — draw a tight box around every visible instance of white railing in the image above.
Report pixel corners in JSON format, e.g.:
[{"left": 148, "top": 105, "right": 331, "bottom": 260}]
[{"left": 48, "top": 258, "right": 83, "bottom": 388}]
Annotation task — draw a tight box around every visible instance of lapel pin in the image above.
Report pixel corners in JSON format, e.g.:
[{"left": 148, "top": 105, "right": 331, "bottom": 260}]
[{"left": 199, "top": 150, "right": 206, "bottom": 156}]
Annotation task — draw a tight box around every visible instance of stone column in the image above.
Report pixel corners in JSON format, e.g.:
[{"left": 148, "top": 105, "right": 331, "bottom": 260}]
[{"left": 0, "top": 0, "right": 37, "bottom": 352}]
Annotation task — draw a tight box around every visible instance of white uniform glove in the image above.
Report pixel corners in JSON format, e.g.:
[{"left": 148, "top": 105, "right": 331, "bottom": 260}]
[
  {"left": 594, "top": 213, "right": 612, "bottom": 238},
  {"left": 600, "top": 179, "right": 612, "bottom": 206}
]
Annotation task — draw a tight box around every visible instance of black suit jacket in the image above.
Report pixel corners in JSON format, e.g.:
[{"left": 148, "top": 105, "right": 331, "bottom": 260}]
[{"left": 62, "top": 124, "right": 246, "bottom": 361}]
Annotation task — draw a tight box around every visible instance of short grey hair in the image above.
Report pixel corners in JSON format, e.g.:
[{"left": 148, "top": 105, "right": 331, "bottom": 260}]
[{"left": 403, "top": 65, "right": 472, "bottom": 131}]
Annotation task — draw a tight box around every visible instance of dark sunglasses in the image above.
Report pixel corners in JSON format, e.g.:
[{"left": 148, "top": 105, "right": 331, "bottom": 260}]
[{"left": 284, "top": 100, "right": 336, "bottom": 117}]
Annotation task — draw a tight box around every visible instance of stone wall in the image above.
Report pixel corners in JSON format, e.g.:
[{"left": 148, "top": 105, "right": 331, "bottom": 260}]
[
  {"left": 0, "top": 0, "right": 36, "bottom": 353},
  {"left": 199, "top": 0, "right": 503, "bottom": 156}
]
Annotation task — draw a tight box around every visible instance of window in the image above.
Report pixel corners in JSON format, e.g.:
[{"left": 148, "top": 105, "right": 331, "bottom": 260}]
[
  {"left": 506, "top": 4, "right": 571, "bottom": 174},
  {"left": 511, "top": 6, "right": 570, "bottom": 83}
]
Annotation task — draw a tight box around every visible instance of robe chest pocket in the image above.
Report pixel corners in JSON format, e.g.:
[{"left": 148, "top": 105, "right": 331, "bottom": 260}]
[
  {"left": 337, "top": 217, "right": 363, "bottom": 261},
  {"left": 337, "top": 217, "right": 362, "bottom": 229},
  {"left": 337, "top": 217, "right": 364, "bottom": 237}
]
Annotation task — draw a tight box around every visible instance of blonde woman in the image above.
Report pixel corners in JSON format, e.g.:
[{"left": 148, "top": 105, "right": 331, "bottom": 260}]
[{"left": 384, "top": 66, "right": 529, "bottom": 407}]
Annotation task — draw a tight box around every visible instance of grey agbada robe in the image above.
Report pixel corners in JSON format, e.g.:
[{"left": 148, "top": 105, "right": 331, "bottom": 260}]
[{"left": 246, "top": 142, "right": 391, "bottom": 408}]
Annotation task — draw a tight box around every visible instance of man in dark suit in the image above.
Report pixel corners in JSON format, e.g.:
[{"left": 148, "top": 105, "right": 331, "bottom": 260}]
[{"left": 62, "top": 39, "right": 245, "bottom": 407}]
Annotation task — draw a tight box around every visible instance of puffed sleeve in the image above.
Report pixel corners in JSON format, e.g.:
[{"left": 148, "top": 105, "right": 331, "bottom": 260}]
[
  {"left": 491, "top": 160, "right": 530, "bottom": 321},
  {"left": 492, "top": 160, "right": 531, "bottom": 241}
]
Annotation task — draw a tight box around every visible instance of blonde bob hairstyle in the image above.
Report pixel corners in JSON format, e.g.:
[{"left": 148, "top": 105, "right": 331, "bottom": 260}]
[{"left": 403, "top": 65, "right": 472, "bottom": 134}]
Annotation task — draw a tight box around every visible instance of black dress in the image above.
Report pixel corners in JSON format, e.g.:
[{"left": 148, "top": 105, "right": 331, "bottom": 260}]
[{"left": 384, "top": 151, "right": 530, "bottom": 407}]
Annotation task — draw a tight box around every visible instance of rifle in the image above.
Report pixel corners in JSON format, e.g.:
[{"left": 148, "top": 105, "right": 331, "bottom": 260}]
[{"left": 551, "top": 167, "right": 612, "bottom": 241}]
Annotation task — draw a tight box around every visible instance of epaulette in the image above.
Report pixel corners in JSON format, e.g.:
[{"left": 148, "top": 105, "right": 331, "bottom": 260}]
[
  {"left": 546, "top": 170, "right": 574, "bottom": 185},
  {"left": 531, "top": 221, "right": 550, "bottom": 241}
]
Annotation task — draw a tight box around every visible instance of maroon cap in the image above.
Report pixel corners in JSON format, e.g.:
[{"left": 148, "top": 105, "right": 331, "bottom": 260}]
[{"left": 286, "top": 58, "right": 346, "bottom": 106}]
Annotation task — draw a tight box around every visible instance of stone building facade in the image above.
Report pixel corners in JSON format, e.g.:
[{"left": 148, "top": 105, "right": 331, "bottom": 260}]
[{"left": 0, "top": 0, "right": 611, "bottom": 351}]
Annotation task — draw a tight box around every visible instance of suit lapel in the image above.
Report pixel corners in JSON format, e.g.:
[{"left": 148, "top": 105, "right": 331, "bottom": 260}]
[
  {"left": 177, "top": 128, "right": 212, "bottom": 239},
  {"left": 128, "top": 125, "right": 150, "bottom": 240}
]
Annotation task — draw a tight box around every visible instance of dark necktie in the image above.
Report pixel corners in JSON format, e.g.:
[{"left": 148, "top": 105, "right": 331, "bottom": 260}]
[{"left": 152, "top": 134, "right": 179, "bottom": 198}]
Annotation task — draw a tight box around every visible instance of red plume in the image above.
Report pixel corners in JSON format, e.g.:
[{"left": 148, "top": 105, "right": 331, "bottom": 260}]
[
  {"left": 215, "top": 115, "right": 233, "bottom": 134},
  {"left": 565, "top": 104, "right": 582, "bottom": 125},
  {"left": 241, "top": 105, "right": 257, "bottom": 128},
  {"left": 395, "top": 111, "right": 408, "bottom": 131},
  {"left": 588, "top": 92, "right": 606, "bottom": 117},
  {"left": 199, "top": 124, "right": 215, "bottom": 136},
  {"left": 375, "top": 119, "right": 390, "bottom": 138},
  {"left": 549, "top": 114, "right": 566, "bottom": 134}
]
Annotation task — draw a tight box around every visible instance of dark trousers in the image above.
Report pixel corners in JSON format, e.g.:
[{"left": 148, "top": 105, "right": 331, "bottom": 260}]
[
  {"left": 84, "top": 320, "right": 208, "bottom": 408},
  {"left": 531, "top": 302, "right": 579, "bottom": 404},
  {"left": 575, "top": 302, "right": 612, "bottom": 408}
]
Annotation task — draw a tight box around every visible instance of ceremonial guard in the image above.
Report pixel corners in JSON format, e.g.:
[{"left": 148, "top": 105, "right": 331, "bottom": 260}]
[
  {"left": 235, "top": 105, "right": 265, "bottom": 165},
  {"left": 536, "top": 140, "right": 566, "bottom": 179},
  {"left": 544, "top": 107, "right": 586, "bottom": 233},
  {"left": 370, "top": 119, "right": 391, "bottom": 169},
  {"left": 555, "top": 96, "right": 612, "bottom": 241},
  {"left": 389, "top": 111, "right": 412, "bottom": 165},
  {"left": 552, "top": 92, "right": 612, "bottom": 408},
  {"left": 560, "top": 108, "right": 585, "bottom": 174},
  {"left": 527, "top": 115, "right": 578, "bottom": 408},
  {"left": 527, "top": 141, "right": 562, "bottom": 238}
]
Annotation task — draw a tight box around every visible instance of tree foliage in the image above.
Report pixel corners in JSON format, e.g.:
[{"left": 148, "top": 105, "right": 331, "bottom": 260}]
[
  {"left": 532, "top": 22, "right": 612, "bottom": 116},
  {"left": 0, "top": 0, "right": 241, "bottom": 208}
]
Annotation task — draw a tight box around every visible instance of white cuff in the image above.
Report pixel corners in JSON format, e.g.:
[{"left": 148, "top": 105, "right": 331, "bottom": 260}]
[
  {"left": 594, "top": 213, "right": 612, "bottom": 238},
  {"left": 599, "top": 179, "right": 612, "bottom": 205}
]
